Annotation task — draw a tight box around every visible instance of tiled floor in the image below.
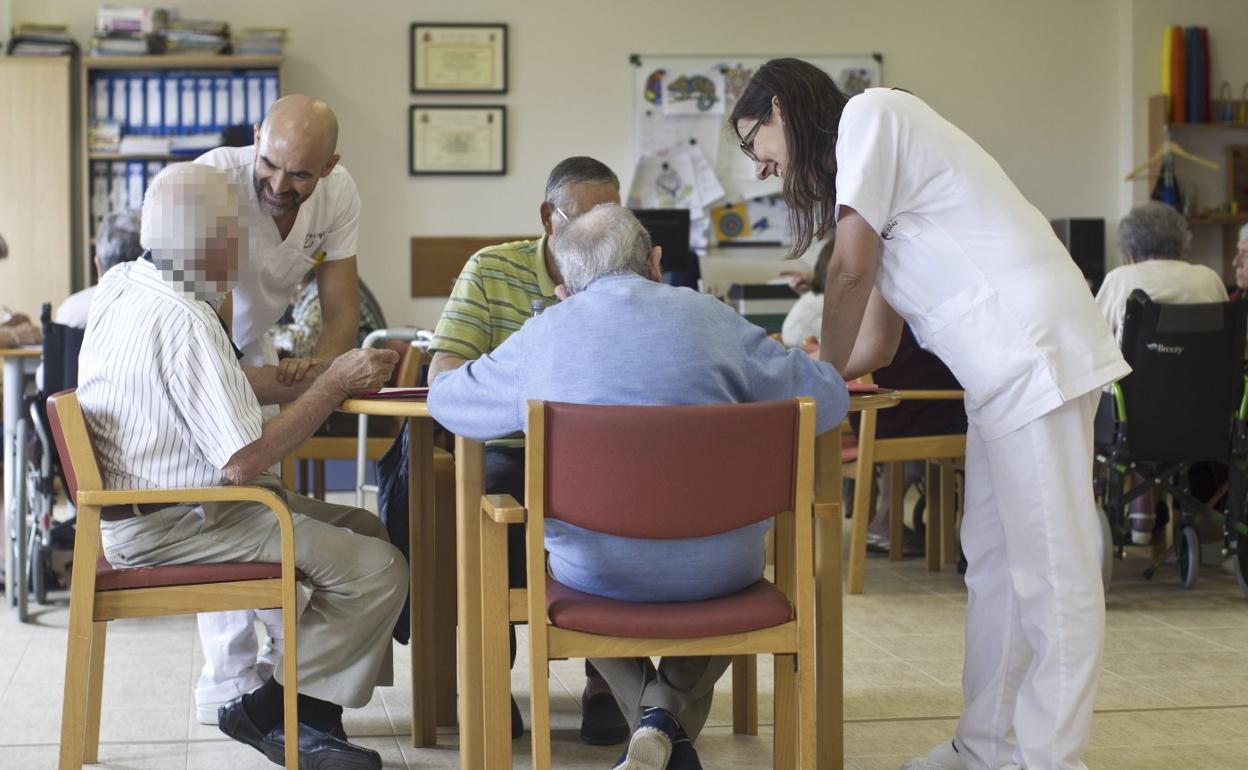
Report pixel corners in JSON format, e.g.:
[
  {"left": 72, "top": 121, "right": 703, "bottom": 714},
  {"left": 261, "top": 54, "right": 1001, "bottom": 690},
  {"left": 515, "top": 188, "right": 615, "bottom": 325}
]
[{"left": 4, "top": 511, "right": 1248, "bottom": 769}]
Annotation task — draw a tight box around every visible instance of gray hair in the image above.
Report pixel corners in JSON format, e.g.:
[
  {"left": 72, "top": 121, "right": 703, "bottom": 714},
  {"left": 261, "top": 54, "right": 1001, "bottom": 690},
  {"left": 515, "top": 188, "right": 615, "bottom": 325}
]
[
  {"left": 1117, "top": 202, "right": 1189, "bottom": 262},
  {"left": 551, "top": 203, "right": 652, "bottom": 293},
  {"left": 95, "top": 210, "right": 143, "bottom": 274},
  {"left": 544, "top": 156, "right": 619, "bottom": 209}
]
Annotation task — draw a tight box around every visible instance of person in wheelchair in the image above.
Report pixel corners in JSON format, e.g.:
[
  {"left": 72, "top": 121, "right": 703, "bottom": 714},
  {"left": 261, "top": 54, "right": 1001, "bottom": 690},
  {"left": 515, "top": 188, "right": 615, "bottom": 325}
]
[
  {"left": 54, "top": 210, "right": 144, "bottom": 329},
  {"left": 1094, "top": 202, "right": 1228, "bottom": 543}
]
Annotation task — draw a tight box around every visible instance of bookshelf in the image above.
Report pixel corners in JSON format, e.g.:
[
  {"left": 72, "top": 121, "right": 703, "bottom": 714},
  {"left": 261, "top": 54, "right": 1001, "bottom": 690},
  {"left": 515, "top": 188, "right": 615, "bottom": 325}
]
[
  {"left": 1147, "top": 94, "right": 1248, "bottom": 281},
  {"left": 77, "top": 54, "right": 284, "bottom": 286}
]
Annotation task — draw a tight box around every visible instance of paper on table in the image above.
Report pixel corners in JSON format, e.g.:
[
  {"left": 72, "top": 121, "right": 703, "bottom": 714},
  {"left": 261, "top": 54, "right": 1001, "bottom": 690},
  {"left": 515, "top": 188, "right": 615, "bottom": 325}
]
[{"left": 359, "top": 387, "right": 429, "bottom": 400}]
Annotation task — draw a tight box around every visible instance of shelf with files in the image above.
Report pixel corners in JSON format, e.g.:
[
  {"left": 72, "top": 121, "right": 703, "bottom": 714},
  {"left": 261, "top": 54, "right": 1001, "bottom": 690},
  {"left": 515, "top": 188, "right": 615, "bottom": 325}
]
[{"left": 77, "top": 54, "right": 284, "bottom": 287}]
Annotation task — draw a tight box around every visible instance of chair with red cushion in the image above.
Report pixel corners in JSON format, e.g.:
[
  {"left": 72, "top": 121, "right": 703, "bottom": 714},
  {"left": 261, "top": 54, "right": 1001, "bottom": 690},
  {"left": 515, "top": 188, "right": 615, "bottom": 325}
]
[
  {"left": 47, "top": 390, "right": 302, "bottom": 770},
  {"left": 510, "top": 398, "right": 817, "bottom": 770}
]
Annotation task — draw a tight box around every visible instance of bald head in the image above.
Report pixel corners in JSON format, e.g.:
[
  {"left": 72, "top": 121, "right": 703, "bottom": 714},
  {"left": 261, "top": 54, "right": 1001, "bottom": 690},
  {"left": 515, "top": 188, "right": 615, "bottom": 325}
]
[{"left": 251, "top": 95, "right": 342, "bottom": 217}]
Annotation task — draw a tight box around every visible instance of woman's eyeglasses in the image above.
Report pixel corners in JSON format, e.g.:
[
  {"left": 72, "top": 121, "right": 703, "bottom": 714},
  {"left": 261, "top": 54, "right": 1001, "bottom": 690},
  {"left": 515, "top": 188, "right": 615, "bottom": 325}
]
[{"left": 737, "top": 108, "right": 772, "bottom": 162}]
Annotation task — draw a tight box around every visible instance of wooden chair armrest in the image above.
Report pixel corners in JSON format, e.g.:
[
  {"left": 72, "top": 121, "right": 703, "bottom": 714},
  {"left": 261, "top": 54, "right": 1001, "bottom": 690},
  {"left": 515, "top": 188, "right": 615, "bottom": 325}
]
[
  {"left": 895, "top": 389, "right": 965, "bottom": 401},
  {"left": 78, "top": 486, "right": 290, "bottom": 514},
  {"left": 481, "top": 494, "right": 526, "bottom": 524},
  {"left": 813, "top": 502, "right": 841, "bottom": 519}
]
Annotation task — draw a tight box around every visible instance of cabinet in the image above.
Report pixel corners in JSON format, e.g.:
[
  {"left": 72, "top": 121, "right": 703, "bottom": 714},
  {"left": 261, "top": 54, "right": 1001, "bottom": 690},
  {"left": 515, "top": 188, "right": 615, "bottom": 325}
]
[
  {"left": 1147, "top": 94, "right": 1248, "bottom": 280},
  {"left": 0, "top": 56, "right": 77, "bottom": 315},
  {"left": 77, "top": 54, "right": 284, "bottom": 285}
]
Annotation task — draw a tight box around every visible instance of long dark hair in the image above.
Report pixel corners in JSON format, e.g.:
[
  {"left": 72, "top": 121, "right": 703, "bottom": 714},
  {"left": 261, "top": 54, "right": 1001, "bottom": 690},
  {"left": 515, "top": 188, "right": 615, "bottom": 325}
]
[{"left": 730, "top": 58, "right": 847, "bottom": 259}]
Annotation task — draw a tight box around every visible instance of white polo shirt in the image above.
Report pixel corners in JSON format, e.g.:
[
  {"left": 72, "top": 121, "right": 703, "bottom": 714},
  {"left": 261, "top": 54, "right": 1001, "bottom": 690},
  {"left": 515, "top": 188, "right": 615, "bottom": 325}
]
[
  {"left": 194, "top": 144, "right": 361, "bottom": 365},
  {"left": 78, "top": 258, "right": 262, "bottom": 490},
  {"left": 835, "top": 88, "right": 1130, "bottom": 441}
]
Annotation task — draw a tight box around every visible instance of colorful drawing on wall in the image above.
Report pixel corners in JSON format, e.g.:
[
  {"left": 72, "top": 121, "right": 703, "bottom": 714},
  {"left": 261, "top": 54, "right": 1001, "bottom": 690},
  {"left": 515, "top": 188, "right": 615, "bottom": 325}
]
[
  {"left": 712, "top": 203, "right": 750, "bottom": 240},
  {"left": 662, "top": 69, "right": 725, "bottom": 115},
  {"left": 838, "top": 67, "right": 874, "bottom": 96},
  {"left": 644, "top": 69, "right": 665, "bottom": 105},
  {"left": 718, "top": 63, "right": 754, "bottom": 101}
]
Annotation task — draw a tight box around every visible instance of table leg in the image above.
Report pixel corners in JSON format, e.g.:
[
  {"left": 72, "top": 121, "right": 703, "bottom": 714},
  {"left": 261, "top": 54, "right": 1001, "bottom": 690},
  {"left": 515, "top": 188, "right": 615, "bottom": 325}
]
[
  {"left": 455, "top": 438, "right": 486, "bottom": 768},
  {"left": 3, "top": 359, "right": 21, "bottom": 607},
  {"left": 814, "top": 430, "right": 844, "bottom": 770},
  {"left": 408, "top": 417, "right": 437, "bottom": 746}
]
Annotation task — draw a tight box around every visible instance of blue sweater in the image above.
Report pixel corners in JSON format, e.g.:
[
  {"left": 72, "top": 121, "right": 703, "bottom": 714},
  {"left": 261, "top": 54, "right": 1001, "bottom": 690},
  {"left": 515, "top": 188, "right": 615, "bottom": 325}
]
[{"left": 429, "top": 273, "right": 849, "bottom": 601}]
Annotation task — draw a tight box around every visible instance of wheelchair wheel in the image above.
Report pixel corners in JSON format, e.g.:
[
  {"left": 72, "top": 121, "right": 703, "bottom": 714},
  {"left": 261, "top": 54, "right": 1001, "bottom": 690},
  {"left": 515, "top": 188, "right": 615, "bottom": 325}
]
[
  {"left": 29, "top": 538, "right": 46, "bottom": 605},
  {"left": 1177, "top": 525, "right": 1200, "bottom": 590},
  {"left": 1097, "top": 504, "right": 1114, "bottom": 590},
  {"left": 12, "top": 420, "right": 29, "bottom": 622}
]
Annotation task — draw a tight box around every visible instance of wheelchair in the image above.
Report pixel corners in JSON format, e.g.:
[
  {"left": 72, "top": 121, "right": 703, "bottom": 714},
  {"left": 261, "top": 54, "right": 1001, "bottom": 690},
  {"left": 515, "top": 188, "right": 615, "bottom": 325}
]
[
  {"left": 1094, "top": 290, "right": 1248, "bottom": 596},
  {"left": 6, "top": 303, "right": 83, "bottom": 621}
]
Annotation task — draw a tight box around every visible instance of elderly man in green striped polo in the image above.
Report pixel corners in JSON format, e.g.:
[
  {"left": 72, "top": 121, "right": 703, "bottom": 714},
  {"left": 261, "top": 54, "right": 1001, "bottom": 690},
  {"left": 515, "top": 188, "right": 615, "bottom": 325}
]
[{"left": 426, "top": 156, "right": 627, "bottom": 745}]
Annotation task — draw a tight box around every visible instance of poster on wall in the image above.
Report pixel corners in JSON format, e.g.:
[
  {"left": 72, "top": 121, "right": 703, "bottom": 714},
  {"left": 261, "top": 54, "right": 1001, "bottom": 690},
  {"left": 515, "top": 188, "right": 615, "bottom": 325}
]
[{"left": 629, "top": 53, "right": 882, "bottom": 250}]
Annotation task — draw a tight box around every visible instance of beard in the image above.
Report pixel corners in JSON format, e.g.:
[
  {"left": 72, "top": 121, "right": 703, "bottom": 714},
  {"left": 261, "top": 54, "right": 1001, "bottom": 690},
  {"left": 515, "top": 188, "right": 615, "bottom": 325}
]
[{"left": 253, "top": 173, "right": 308, "bottom": 216}]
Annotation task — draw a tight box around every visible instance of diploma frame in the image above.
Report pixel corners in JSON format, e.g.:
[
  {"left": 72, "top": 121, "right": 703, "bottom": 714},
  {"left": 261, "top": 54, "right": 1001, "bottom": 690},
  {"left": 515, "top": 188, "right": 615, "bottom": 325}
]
[
  {"left": 408, "top": 105, "right": 507, "bottom": 176},
  {"left": 410, "top": 22, "right": 508, "bottom": 94}
]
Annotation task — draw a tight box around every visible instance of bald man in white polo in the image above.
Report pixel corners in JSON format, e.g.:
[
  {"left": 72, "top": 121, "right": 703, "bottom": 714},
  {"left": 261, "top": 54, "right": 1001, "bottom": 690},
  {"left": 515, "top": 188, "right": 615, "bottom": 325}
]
[{"left": 193, "top": 94, "right": 365, "bottom": 723}]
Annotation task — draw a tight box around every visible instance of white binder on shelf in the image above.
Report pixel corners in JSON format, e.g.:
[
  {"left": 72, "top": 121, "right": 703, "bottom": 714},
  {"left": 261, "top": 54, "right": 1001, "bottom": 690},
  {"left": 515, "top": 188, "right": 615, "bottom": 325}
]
[
  {"left": 214, "top": 74, "right": 230, "bottom": 130},
  {"left": 127, "top": 161, "right": 146, "bottom": 210},
  {"left": 230, "top": 74, "right": 246, "bottom": 128},
  {"left": 246, "top": 72, "right": 263, "bottom": 126},
  {"left": 164, "top": 73, "right": 180, "bottom": 134},
  {"left": 110, "top": 161, "right": 128, "bottom": 213},
  {"left": 262, "top": 72, "right": 279, "bottom": 116},
  {"left": 146, "top": 74, "right": 163, "bottom": 135},
  {"left": 91, "top": 161, "right": 110, "bottom": 233},
  {"left": 112, "top": 77, "right": 128, "bottom": 131},
  {"left": 93, "top": 76, "right": 111, "bottom": 122},
  {"left": 180, "top": 76, "right": 197, "bottom": 133},
  {"left": 196, "top": 76, "right": 214, "bottom": 132},
  {"left": 128, "top": 75, "right": 145, "bottom": 135}
]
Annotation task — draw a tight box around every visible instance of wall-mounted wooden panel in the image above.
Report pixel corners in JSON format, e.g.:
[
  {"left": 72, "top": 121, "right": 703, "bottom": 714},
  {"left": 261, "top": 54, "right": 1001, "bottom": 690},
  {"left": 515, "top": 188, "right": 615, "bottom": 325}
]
[{"left": 410, "top": 235, "right": 533, "bottom": 297}]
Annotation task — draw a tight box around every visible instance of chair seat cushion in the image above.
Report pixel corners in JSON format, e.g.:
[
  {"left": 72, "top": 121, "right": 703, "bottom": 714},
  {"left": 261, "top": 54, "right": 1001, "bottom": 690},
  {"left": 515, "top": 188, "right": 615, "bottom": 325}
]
[
  {"left": 96, "top": 556, "right": 304, "bottom": 592},
  {"left": 546, "top": 577, "right": 793, "bottom": 639}
]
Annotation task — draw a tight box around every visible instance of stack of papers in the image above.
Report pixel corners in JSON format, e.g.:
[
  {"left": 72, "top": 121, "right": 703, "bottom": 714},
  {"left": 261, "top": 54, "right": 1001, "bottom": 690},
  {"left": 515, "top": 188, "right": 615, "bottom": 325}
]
[
  {"left": 6, "top": 23, "right": 79, "bottom": 56},
  {"left": 234, "top": 27, "right": 287, "bottom": 55},
  {"left": 170, "top": 132, "right": 223, "bottom": 154},
  {"left": 118, "top": 135, "right": 171, "bottom": 155}
]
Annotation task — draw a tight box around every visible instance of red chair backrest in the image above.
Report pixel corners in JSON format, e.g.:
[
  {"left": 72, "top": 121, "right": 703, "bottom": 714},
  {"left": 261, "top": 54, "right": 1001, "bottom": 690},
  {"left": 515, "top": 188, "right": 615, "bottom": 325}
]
[
  {"left": 542, "top": 400, "right": 799, "bottom": 539},
  {"left": 46, "top": 389, "right": 103, "bottom": 506}
]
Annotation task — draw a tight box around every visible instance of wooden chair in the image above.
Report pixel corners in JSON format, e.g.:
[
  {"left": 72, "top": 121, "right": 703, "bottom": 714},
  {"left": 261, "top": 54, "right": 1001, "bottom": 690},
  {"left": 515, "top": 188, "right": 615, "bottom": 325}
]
[
  {"left": 502, "top": 399, "right": 817, "bottom": 770},
  {"left": 845, "top": 378, "right": 966, "bottom": 594},
  {"left": 48, "top": 390, "right": 301, "bottom": 770},
  {"left": 281, "top": 341, "right": 421, "bottom": 498}
]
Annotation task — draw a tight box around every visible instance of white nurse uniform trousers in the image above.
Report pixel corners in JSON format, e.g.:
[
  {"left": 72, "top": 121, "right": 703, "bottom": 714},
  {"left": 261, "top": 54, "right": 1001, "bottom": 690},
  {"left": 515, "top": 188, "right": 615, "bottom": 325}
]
[{"left": 956, "top": 390, "right": 1103, "bottom": 770}]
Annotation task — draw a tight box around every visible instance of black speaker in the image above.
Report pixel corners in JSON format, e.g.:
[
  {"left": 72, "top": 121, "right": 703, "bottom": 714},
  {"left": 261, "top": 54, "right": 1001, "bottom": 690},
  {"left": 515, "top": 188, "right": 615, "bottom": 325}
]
[{"left": 1051, "top": 218, "right": 1105, "bottom": 294}]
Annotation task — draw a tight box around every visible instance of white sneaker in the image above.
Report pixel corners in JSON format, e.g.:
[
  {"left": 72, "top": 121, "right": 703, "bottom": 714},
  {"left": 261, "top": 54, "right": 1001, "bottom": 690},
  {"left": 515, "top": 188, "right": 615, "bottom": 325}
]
[{"left": 900, "top": 740, "right": 967, "bottom": 770}]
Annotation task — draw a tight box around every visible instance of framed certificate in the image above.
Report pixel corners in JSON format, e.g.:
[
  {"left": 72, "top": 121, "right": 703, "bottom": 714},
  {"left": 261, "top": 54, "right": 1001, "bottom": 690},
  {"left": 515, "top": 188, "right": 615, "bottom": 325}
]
[
  {"left": 409, "top": 105, "right": 507, "bottom": 176},
  {"left": 410, "top": 23, "right": 508, "bottom": 94}
]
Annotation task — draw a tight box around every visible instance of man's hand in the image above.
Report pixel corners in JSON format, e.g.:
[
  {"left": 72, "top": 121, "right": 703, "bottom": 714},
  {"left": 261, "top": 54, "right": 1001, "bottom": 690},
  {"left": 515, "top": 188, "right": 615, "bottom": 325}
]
[
  {"left": 275, "top": 356, "right": 320, "bottom": 384},
  {"left": 326, "top": 348, "right": 399, "bottom": 397}
]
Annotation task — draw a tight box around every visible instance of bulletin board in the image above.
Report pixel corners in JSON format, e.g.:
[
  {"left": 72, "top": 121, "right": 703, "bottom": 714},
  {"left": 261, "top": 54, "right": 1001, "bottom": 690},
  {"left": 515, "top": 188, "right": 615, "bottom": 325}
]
[{"left": 628, "top": 53, "right": 881, "bottom": 249}]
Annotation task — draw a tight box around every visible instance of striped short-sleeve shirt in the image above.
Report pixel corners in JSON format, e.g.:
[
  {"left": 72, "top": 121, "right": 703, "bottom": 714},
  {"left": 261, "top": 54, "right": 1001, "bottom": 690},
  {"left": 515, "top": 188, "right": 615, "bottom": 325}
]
[
  {"left": 77, "top": 259, "right": 263, "bottom": 490},
  {"left": 430, "top": 236, "right": 558, "bottom": 360}
]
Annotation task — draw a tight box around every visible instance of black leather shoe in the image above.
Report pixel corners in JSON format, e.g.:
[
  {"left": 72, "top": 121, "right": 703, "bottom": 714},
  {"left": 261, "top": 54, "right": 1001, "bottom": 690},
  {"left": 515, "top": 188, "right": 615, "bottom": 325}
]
[
  {"left": 581, "top": 689, "right": 629, "bottom": 746},
  {"left": 218, "top": 697, "right": 381, "bottom": 770}
]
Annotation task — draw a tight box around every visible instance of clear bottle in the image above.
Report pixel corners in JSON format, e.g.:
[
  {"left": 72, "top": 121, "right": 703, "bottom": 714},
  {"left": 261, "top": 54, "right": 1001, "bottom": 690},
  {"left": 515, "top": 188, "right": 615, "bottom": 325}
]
[{"left": 530, "top": 299, "right": 548, "bottom": 317}]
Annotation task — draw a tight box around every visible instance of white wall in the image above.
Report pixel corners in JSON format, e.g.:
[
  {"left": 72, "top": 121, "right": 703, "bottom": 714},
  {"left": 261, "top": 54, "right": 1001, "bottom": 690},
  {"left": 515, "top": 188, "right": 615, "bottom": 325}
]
[{"left": 16, "top": 0, "right": 1245, "bottom": 326}]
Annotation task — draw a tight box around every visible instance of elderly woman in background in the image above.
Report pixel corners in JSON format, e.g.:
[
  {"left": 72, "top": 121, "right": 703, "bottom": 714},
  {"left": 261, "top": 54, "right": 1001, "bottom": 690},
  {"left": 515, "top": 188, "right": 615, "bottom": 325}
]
[
  {"left": 1231, "top": 223, "right": 1248, "bottom": 302},
  {"left": 1093, "top": 202, "right": 1228, "bottom": 544},
  {"left": 1095, "top": 202, "right": 1227, "bottom": 342},
  {"left": 55, "top": 210, "right": 144, "bottom": 329}
]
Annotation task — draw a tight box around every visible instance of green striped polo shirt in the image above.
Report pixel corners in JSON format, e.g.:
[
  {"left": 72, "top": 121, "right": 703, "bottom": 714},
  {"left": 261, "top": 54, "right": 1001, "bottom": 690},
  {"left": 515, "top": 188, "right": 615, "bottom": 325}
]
[{"left": 430, "top": 235, "right": 558, "bottom": 361}]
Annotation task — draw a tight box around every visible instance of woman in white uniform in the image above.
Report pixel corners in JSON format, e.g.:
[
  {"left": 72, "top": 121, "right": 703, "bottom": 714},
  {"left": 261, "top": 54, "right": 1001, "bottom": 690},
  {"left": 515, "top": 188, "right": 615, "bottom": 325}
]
[{"left": 730, "top": 59, "right": 1129, "bottom": 770}]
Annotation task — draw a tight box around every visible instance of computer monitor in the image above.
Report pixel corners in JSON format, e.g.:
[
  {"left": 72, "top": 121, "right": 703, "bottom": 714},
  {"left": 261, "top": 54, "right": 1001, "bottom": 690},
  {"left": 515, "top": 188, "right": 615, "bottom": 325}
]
[{"left": 631, "top": 208, "right": 695, "bottom": 274}]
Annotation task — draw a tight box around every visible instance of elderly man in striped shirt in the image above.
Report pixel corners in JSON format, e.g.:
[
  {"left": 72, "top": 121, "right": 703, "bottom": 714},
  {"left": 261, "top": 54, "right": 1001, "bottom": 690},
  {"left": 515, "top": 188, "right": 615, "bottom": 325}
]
[{"left": 76, "top": 163, "right": 405, "bottom": 770}]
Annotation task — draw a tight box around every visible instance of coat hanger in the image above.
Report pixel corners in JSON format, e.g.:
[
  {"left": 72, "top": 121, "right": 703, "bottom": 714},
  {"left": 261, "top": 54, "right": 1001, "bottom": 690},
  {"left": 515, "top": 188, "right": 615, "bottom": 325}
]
[{"left": 1124, "top": 125, "right": 1219, "bottom": 181}]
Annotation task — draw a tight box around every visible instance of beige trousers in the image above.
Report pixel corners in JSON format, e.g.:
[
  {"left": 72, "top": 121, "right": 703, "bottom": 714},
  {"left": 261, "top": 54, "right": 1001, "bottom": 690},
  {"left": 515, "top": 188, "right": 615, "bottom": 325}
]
[{"left": 99, "top": 473, "right": 408, "bottom": 708}]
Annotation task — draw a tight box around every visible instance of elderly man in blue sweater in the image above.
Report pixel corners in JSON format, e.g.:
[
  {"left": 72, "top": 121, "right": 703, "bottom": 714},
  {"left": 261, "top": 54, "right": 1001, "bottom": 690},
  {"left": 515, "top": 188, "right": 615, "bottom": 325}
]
[{"left": 428, "top": 203, "right": 848, "bottom": 770}]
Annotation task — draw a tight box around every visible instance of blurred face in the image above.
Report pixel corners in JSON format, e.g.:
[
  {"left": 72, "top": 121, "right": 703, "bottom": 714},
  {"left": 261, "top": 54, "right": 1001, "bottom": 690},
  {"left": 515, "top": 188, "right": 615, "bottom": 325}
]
[
  {"left": 735, "top": 97, "right": 788, "bottom": 181},
  {"left": 252, "top": 124, "right": 336, "bottom": 217},
  {"left": 1234, "top": 242, "right": 1248, "bottom": 290},
  {"left": 542, "top": 181, "right": 621, "bottom": 236}
]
